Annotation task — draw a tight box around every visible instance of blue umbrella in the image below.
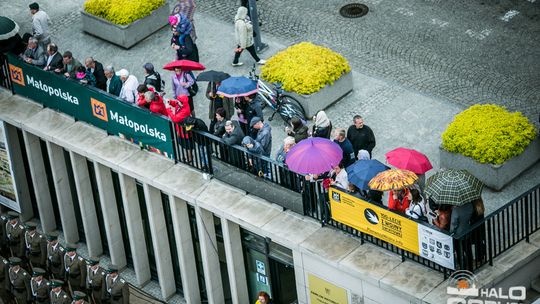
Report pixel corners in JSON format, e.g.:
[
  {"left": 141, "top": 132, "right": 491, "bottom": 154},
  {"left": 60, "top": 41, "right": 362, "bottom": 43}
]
[
  {"left": 216, "top": 76, "right": 258, "bottom": 98},
  {"left": 346, "top": 159, "right": 390, "bottom": 190}
]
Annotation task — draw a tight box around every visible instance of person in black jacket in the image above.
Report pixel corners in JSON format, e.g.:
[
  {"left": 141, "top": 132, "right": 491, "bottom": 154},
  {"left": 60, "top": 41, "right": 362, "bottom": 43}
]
[
  {"left": 346, "top": 115, "right": 376, "bottom": 158},
  {"left": 171, "top": 25, "right": 199, "bottom": 62},
  {"left": 143, "top": 63, "right": 163, "bottom": 92},
  {"left": 43, "top": 43, "right": 63, "bottom": 72},
  {"left": 85, "top": 57, "right": 107, "bottom": 91}
]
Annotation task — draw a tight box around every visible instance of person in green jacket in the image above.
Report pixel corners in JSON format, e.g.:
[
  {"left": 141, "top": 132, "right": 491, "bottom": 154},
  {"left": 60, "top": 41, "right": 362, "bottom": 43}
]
[{"left": 104, "top": 66, "right": 122, "bottom": 97}]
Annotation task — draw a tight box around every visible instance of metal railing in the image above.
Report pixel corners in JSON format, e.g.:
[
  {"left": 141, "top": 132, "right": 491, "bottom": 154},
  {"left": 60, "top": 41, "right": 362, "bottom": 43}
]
[
  {"left": 2, "top": 53, "right": 539, "bottom": 278},
  {"left": 303, "top": 182, "right": 455, "bottom": 277},
  {"left": 453, "top": 183, "right": 540, "bottom": 272},
  {"left": 0, "top": 54, "right": 14, "bottom": 93}
]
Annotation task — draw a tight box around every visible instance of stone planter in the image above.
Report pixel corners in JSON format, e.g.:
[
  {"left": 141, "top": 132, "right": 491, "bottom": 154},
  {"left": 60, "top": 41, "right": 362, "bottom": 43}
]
[
  {"left": 439, "top": 138, "right": 540, "bottom": 191},
  {"left": 81, "top": 4, "right": 170, "bottom": 49},
  {"left": 286, "top": 72, "right": 353, "bottom": 118}
]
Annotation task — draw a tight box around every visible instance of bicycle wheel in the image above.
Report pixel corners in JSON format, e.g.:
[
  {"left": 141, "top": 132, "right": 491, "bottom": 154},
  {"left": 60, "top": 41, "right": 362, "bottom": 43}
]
[{"left": 279, "top": 95, "right": 307, "bottom": 124}]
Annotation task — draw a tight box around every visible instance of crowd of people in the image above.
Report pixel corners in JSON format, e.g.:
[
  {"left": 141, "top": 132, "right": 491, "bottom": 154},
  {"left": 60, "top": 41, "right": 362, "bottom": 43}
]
[
  {"left": 0, "top": 209, "right": 128, "bottom": 304},
  {"left": 8, "top": 0, "right": 488, "bottom": 271}
]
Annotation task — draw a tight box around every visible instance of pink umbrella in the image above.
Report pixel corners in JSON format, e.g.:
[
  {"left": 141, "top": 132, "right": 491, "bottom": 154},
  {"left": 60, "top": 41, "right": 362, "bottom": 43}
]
[
  {"left": 385, "top": 147, "right": 433, "bottom": 174},
  {"left": 285, "top": 138, "right": 343, "bottom": 174}
]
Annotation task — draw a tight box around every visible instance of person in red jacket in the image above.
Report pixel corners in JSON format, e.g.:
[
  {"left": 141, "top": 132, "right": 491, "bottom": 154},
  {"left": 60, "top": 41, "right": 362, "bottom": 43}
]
[
  {"left": 388, "top": 187, "right": 411, "bottom": 213},
  {"left": 136, "top": 84, "right": 149, "bottom": 106},
  {"left": 142, "top": 91, "right": 167, "bottom": 116},
  {"left": 166, "top": 95, "right": 193, "bottom": 161}
]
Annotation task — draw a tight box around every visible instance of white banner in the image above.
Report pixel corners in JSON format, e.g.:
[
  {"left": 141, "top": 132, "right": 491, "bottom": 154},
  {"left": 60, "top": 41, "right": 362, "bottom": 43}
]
[
  {"left": 418, "top": 224, "right": 455, "bottom": 269},
  {"left": 0, "top": 121, "right": 20, "bottom": 212}
]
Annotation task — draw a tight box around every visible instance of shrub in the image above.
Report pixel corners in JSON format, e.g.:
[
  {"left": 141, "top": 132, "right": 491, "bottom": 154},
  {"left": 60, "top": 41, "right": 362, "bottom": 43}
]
[
  {"left": 84, "top": 0, "right": 165, "bottom": 25},
  {"left": 442, "top": 104, "right": 537, "bottom": 165},
  {"left": 261, "top": 42, "right": 351, "bottom": 95}
]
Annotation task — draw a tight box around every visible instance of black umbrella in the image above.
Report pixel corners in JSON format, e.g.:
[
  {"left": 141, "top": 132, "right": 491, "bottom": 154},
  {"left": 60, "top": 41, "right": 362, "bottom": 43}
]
[
  {"left": 196, "top": 70, "right": 230, "bottom": 82},
  {"left": 0, "top": 16, "right": 19, "bottom": 40}
]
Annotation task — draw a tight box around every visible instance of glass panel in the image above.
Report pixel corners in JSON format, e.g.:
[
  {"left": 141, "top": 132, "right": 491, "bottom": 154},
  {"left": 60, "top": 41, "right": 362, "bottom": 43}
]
[
  {"left": 112, "top": 171, "right": 132, "bottom": 267},
  {"left": 63, "top": 149, "right": 84, "bottom": 242},
  {"left": 161, "top": 192, "right": 183, "bottom": 294},
  {"left": 187, "top": 204, "right": 208, "bottom": 302},
  {"left": 136, "top": 181, "right": 157, "bottom": 280},
  {"left": 16, "top": 128, "right": 38, "bottom": 219},
  {"left": 86, "top": 160, "right": 108, "bottom": 254},
  {"left": 213, "top": 216, "right": 232, "bottom": 304},
  {"left": 39, "top": 139, "right": 60, "bottom": 230}
]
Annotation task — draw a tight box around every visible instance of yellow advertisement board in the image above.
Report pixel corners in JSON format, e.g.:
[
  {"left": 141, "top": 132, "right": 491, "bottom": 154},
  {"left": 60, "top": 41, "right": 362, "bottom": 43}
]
[
  {"left": 329, "top": 188, "right": 419, "bottom": 254},
  {"left": 308, "top": 273, "right": 348, "bottom": 304}
]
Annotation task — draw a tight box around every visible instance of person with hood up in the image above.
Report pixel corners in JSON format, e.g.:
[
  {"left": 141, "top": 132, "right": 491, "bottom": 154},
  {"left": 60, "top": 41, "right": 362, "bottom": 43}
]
[
  {"left": 250, "top": 117, "right": 272, "bottom": 157},
  {"left": 232, "top": 6, "right": 266, "bottom": 66},
  {"left": 311, "top": 110, "right": 332, "bottom": 139}
]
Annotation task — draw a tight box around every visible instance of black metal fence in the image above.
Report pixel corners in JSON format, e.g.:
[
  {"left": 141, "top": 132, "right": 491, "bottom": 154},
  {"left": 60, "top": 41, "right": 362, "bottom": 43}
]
[
  {"left": 453, "top": 183, "right": 540, "bottom": 272},
  {"left": 2, "top": 54, "right": 539, "bottom": 278},
  {"left": 0, "top": 54, "right": 14, "bottom": 93}
]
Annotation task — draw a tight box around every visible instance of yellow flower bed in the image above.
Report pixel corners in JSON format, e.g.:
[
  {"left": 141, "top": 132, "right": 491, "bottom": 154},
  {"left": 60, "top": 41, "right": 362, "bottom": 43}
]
[
  {"left": 261, "top": 42, "right": 351, "bottom": 95},
  {"left": 442, "top": 104, "right": 537, "bottom": 165},
  {"left": 84, "top": 0, "right": 165, "bottom": 25}
]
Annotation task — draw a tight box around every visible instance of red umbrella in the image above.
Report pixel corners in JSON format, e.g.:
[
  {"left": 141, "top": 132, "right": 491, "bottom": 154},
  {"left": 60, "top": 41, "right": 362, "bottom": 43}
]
[
  {"left": 163, "top": 60, "right": 205, "bottom": 71},
  {"left": 385, "top": 147, "right": 433, "bottom": 174}
]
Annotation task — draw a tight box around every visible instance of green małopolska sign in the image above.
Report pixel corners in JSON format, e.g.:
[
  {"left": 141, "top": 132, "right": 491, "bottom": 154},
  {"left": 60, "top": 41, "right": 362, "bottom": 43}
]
[{"left": 7, "top": 54, "right": 176, "bottom": 160}]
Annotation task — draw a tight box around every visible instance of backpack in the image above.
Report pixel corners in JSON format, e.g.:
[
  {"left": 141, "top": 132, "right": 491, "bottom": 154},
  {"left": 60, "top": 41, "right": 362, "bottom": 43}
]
[{"left": 184, "top": 71, "right": 199, "bottom": 97}]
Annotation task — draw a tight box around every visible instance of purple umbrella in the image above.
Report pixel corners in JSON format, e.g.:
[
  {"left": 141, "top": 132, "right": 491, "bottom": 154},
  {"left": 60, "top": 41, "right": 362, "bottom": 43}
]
[{"left": 285, "top": 138, "right": 343, "bottom": 174}]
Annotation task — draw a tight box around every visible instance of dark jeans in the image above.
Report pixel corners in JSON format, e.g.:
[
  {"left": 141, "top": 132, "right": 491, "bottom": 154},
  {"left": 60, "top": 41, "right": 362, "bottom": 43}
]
[{"left": 233, "top": 45, "right": 260, "bottom": 64}]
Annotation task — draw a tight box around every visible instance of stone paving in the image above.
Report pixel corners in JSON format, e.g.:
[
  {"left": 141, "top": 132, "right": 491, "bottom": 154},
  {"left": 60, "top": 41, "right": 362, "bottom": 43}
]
[{"left": 197, "top": 0, "right": 540, "bottom": 124}]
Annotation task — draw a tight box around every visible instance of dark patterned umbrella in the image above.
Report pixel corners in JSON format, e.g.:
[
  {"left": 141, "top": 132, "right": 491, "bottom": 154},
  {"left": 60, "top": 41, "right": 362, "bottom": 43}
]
[
  {"left": 424, "top": 169, "right": 483, "bottom": 206},
  {"left": 0, "top": 16, "right": 19, "bottom": 40}
]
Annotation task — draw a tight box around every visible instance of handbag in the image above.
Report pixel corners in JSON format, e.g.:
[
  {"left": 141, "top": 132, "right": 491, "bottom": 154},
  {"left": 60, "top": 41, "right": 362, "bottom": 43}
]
[{"left": 183, "top": 72, "right": 199, "bottom": 97}]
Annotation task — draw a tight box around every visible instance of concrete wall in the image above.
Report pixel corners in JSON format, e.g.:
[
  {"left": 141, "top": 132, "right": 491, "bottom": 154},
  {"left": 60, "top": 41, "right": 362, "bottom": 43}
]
[{"left": 3, "top": 94, "right": 539, "bottom": 304}]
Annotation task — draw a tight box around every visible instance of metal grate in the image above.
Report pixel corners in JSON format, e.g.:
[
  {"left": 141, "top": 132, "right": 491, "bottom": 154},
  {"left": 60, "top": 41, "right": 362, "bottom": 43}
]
[{"left": 339, "top": 3, "right": 369, "bottom": 18}]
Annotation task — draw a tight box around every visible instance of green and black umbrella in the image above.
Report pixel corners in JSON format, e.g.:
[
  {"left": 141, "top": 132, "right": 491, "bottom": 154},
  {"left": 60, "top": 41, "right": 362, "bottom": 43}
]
[
  {"left": 0, "top": 16, "right": 19, "bottom": 41},
  {"left": 424, "top": 169, "right": 483, "bottom": 206}
]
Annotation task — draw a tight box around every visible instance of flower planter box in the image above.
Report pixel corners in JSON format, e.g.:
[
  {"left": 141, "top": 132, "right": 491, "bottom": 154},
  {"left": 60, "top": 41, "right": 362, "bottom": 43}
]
[
  {"left": 286, "top": 72, "right": 353, "bottom": 118},
  {"left": 439, "top": 138, "right": 540, "bottom": 191},
  {"left": 81, "top": 4, "right": 170, "bottom": 49}
]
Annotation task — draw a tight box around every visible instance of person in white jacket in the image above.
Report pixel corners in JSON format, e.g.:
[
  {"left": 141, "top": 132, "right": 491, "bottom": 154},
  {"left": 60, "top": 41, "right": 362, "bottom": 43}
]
[
  {"left": 232, "top": 6, "right": 266, "bottom": 67},
  {"left": 29, "top": 2, "right": 51, "bottom": 47},
  {"left": 118, "top": 69, "right": 139, "bottom": 104}
]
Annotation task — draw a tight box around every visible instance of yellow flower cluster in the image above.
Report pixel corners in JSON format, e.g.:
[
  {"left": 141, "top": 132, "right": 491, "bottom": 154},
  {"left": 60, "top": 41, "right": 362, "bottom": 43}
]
[
  {"left": 442, "top": 104, "right": 537, "bottom": 165},
  {"left": 84, "top": 0, "right": 165, "bottom": 25},
  {"left": 261, "top": 42, "right": 351, "bottom": 95}
]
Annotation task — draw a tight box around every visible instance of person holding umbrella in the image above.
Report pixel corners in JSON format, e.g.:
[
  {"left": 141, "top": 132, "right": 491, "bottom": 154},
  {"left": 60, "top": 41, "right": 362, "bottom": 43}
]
[
  {"left": 385, "top": 147, "right": 433, "bottom": 191},
  {"left": 197, "top": 70, "right": 232, "bottom": 133},
  {"left": 217, "top": 76, "right": 259, "bottom": 134},
  {"left": 368, "top": 168, "right": 418, "bottom": 212},
  {"left": 164, "top": 59, "right": 205, "bottom": 117}
]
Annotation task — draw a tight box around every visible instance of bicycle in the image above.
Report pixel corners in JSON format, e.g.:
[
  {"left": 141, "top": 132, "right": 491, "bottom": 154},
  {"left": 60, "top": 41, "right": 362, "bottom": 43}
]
[{"left": 248, "top": 64, "right": 306, "bottom": 124}]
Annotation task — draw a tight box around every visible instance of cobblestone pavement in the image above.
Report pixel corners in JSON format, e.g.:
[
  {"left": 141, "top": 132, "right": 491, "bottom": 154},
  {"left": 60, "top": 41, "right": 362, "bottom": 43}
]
[{"left": 197, "top": 0, "right": 540, "bottom": 122}]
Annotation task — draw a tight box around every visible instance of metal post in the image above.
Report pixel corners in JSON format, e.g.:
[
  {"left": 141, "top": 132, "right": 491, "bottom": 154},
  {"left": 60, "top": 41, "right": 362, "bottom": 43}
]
[{"left": 248, "top": 0, "right": 268, "bottom": 53}]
